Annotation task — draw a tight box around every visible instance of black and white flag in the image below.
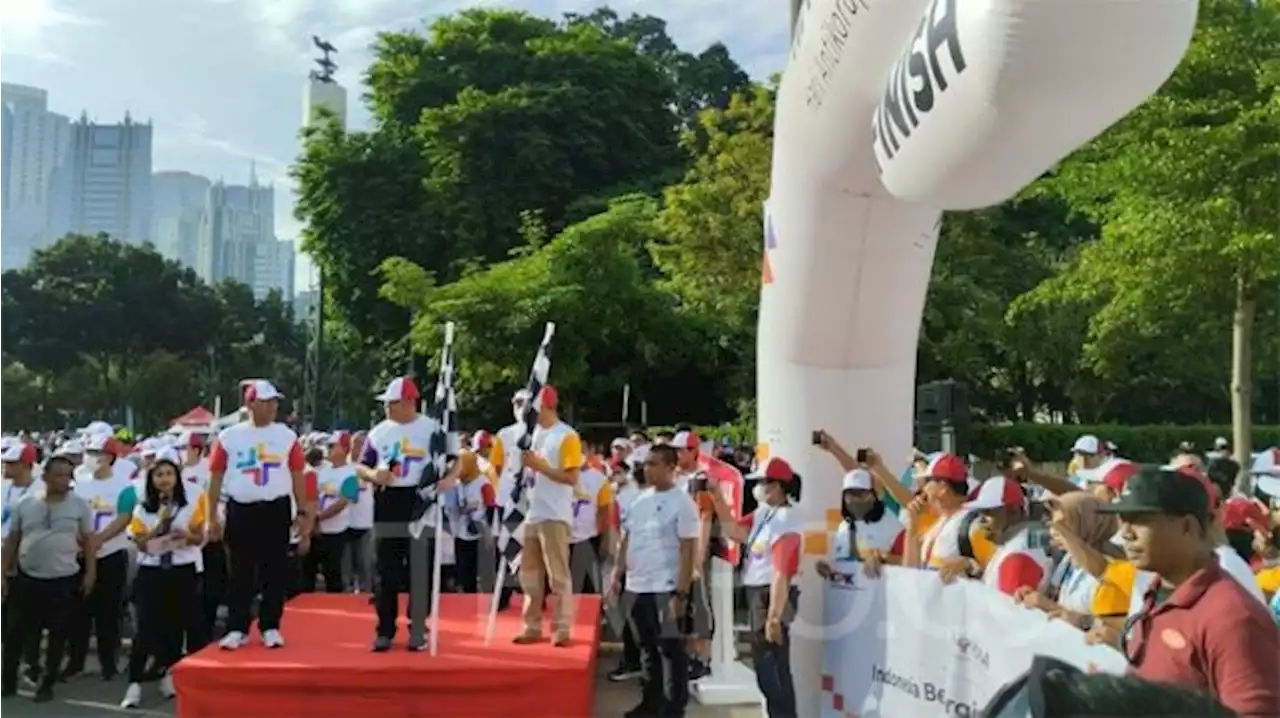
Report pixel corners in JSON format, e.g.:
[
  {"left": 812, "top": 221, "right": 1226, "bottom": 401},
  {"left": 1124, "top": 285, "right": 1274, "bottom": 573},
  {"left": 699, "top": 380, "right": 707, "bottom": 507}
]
[
  {"left": 495, "top": 322, "right": 555, "bottom": 574},
  {"left": 409, "top": 321, "right": 456, "bottom": 538}
]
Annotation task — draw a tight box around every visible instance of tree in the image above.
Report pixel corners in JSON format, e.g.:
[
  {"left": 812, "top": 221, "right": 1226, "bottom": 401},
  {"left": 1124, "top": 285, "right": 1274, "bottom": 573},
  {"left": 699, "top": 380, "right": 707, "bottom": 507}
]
[
  {"left": 1021, "top": 0, "right": 1280, "bottom": 479},
  {"left": 380, "top": 196, "right": 732, "bottom": 427}
]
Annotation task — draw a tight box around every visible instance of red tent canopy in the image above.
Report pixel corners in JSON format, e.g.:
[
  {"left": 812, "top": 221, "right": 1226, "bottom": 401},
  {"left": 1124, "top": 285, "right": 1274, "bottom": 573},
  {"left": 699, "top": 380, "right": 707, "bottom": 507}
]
[{"left": 172, "top": 406, "right": 216, "bottom": 427}]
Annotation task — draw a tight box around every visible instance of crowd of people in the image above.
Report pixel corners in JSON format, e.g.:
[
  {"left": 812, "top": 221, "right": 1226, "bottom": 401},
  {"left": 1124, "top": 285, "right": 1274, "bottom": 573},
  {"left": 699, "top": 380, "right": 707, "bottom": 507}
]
[{"left": 3, "top": 377, "right": 1280, "bottom": 717}]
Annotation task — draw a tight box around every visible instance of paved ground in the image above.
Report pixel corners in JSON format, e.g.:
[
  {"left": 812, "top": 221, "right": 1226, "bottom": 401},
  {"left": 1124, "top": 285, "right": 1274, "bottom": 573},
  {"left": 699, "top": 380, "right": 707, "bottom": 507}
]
[{"left": 2, "top": 651, "right": 763, "bottom": 717}]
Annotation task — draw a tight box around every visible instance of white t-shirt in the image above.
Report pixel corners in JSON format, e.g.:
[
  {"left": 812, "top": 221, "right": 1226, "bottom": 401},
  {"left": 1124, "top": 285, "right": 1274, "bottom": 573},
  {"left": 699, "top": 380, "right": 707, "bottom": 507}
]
[
  {"left": 2, "top": 478, "right": 43, "bottom": 540},
  {"left": 830, "top": 512, "right": 906, "bottom": 562},
  {"left": 524, "top": 421, "right": 582, "bottom": 526},
  {"left": 75, "top": 472, "right": 139, "bottom": 557},
  {"left": 919, "top": 509, "right": 982, "bottom": 567},
  {"left": 130, "top": 496, "right": 204, "bottom": 568},
  {"left": 348, "top": 473, "right": 375, "bottom": 530},
  {"left": 622, "top": 486, "right": 699, "bottom": 593},
  {"left": 495, "top": 422, "right": 527, "bottom": 506},
  {"left": 362, "top": 415, "right": 439, "bottom": 489},
  {"left": 316, "top": 462, "right": 360, "bottom": 535},
  {"left": 742, "top": 505, "right": 802, "bottom": 587},
  {"left": 446, "top": 478, "right": 494, "bottom": 541},
  {"left": 1048, "top": 556, "right": 1103, "bottom": 615},
  {"left": 210, "top": 421, "right": 304, "bottom": 503},
  {"left": 571, "top": 467, "right": 610, "bottom": 543},
  {"left": 1126, "top": 544, "right": 1266, "bottom": 616}
]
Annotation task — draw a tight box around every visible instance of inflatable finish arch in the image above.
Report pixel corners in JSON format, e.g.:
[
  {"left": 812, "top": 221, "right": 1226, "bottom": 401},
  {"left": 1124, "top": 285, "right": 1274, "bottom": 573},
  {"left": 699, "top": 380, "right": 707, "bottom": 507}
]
[{"left": 758, "top": 0, "right": 1198, "bottom": 713}]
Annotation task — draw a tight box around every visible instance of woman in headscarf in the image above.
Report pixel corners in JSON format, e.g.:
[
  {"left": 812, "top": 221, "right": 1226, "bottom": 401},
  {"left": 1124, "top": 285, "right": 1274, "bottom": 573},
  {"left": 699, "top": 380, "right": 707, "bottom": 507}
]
[{"left": 1014, "top": 491, "right": 1129, "bottom": 631}]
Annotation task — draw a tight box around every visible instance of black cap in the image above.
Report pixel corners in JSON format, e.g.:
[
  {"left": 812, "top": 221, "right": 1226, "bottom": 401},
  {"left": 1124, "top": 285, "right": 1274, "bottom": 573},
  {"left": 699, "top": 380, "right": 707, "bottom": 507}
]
[{"left": 1096, "top": 466, "right": 1211, "bottom": 522}]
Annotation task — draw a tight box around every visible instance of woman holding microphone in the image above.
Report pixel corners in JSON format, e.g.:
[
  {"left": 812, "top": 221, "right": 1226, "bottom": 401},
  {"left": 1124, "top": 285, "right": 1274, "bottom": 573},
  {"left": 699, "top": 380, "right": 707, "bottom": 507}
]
[{"left": 121, "top": 448, "right": 207, "bottom": 708}]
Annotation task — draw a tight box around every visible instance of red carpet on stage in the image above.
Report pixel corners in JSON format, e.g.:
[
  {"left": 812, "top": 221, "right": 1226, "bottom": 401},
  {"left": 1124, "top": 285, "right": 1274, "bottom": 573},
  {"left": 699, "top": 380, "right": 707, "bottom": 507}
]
[{"left": 173, "top": 593, "right": 601, "bottom": 718}]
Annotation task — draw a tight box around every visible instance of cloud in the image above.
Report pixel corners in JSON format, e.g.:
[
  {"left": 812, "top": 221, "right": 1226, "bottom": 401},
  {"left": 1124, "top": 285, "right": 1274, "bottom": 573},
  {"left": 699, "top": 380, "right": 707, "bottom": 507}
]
[
  {"left": 158, "top": 114, "right": 291, "bottom": 184},
  {"left": 0, "top": 0, "right": 103, "bottom": 65}
]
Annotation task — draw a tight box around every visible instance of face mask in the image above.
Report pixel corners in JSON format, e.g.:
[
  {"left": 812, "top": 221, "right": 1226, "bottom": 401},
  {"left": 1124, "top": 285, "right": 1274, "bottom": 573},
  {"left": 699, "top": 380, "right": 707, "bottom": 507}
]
[
  {"left": 513, "top": 405, "right": 526, "bottom": 424},
  {"left": 752, "top": 483, "right": 768, "bottom": 504}
]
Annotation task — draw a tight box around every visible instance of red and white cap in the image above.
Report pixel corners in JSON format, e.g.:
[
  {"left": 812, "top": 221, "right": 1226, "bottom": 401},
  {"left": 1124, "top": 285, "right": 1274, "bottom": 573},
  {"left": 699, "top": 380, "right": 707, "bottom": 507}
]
[
  {"left": 918, "top": 453, "right": 968, "bottom": 484},
  {"left": 841, "top": 468, "right": 873, "bottom": 491},
  {"left": 1221, "top": 497, "right": 1269, "bottom": 533},
  {"left": 84, "top": 433, "right": 123, "bottom": 455},
  {"left": 376, "top": 376, "right": 421, "bottom": 403},
  {"left": 964, "top": 476, "right": 1027, "bottom": 512},
  {"left": 471, "top": 430, "right": 494, "bottom": 451},
  {"left": 1091, "top": 458, "right": 1140, "bottom": 494},
  {"left": 672, "top": 431, "right": 699, "bottom": 451},
  {"left": 1071, "top": 434, "right": 1101, "bottom": 455},
  {"left": 536, "top": 386, "right": 559, "bottom": 411},
  {"left": 625, "top": 444, "right": 650, "bottom": 469},
  {"left": 80, "top": 420, "right": 113, "bottom": 437},
  {"left": 749, "top": 457, "right": 797, "bottom": 483},
  {"left": 1, "top": 442, "right": 38, "bottom": 464},
  {"left": 326, "top": 431, "right": 352, "bottom": 450},
  {"left": 178, "top": 431, "right": 206, "bottom": 449},
  {"left": 243, "top": 379, "right": 283, "bottom": 403}
]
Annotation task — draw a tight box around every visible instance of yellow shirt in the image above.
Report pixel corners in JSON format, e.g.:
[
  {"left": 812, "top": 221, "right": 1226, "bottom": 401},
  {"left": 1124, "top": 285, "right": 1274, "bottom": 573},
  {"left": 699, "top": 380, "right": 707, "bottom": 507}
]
[
  {"left": 918, "top": 509, "right": 996, "bottom": 568},
  {"left": 1257, "top": 565, "right": 1280, "bottom": 597},
  {"left": 1091, "top": 559, "right": 1137, "bottom": 617},
  {"left": 489, "top": 435, "right": 505, "bottom": 476}
]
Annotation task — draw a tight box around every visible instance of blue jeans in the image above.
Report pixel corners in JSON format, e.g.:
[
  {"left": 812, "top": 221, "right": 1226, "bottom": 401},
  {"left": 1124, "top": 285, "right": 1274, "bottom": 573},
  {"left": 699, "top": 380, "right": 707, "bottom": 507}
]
[{"left": 746, "top": 585, "right": 797, "bottom": 718}]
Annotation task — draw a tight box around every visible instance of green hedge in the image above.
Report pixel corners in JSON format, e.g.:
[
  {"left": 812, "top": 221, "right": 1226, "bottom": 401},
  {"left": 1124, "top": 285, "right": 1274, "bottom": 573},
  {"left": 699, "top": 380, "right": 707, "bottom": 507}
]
[{"left": 648, "top": 423, "right": 1280, "bottom": 464}]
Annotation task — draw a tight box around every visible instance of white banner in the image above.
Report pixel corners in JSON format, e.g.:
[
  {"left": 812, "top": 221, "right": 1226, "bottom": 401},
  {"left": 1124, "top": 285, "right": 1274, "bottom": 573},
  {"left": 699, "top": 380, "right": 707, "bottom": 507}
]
[{"left": 820, "top": 563, "right": 1127, "bottom": 718}]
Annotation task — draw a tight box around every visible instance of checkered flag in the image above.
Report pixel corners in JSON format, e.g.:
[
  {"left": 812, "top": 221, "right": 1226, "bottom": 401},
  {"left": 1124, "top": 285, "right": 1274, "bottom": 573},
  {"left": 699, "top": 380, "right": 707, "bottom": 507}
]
[
  {"left": 409, "top": 321, "right": 456, "bottom": 538},
  {"left": 489, "top": 322, "right": 554, "bottom": 629}
]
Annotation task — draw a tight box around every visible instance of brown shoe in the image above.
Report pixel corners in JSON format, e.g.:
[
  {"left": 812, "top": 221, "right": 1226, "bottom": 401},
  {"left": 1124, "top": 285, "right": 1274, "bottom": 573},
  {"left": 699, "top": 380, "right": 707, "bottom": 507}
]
[
  {"left": 512, "top": 631, "right": 543, "bottom": 645},
  {"left": 552, "top": 632, "right": 571, "bottom": 647}
]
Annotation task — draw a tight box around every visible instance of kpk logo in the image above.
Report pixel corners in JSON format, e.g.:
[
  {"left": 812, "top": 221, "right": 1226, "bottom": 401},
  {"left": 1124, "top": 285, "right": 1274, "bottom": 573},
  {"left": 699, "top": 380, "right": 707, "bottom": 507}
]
[
  {"left": 236, "top": 443, "right": 283, "bottom": 487},
  {"left": 383, "top": 439, "right": 426, "bottom": 478}
]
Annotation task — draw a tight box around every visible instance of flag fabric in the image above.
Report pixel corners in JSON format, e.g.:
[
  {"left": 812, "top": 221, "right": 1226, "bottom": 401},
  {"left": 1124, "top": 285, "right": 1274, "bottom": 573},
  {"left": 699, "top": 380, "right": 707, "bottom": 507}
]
[
  {"left": 496, "top": 322, "right": 556, "bottom": 575},
  {"left": 762, "top": 202, "right": 778, "bottom": 285},
  {"left": 409, "top": 322, "right": 457, "bottom": 537}
]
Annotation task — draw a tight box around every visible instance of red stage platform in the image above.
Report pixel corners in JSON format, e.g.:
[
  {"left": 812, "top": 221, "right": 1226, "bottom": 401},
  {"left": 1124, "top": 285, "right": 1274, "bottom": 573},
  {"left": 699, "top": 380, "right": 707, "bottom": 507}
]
[{"left": 173, "top": 593, "right": 602, "bottom": 718}]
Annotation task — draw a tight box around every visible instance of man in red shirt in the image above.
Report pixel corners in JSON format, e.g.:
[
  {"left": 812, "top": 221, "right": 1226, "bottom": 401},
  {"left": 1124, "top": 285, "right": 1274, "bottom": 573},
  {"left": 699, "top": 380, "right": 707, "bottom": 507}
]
[{"left": 1099, "top": 467, "right": 1280, "bottom": 716}]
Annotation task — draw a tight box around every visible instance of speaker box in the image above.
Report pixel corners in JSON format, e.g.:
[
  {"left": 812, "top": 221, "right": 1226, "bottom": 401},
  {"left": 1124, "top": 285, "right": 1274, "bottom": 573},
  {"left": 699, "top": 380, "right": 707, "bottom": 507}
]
[{"left": 915, "top": 379, "right": 971, "bottom": 456}]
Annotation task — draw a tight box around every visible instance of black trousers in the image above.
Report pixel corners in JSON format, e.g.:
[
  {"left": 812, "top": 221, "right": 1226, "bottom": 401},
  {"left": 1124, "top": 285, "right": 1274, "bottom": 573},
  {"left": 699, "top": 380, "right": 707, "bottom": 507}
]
[
  {"left": 201, "top": 541, "right": 228, "bottom": 636},
  {"left": 373, "top": 487, "right": 434, "bottom": 639},
  {"left": 65, "top": 548, "right": 128, "bottom": 673},
  {"left": 344, "top": 527, "right": 372, "bottom": 592},
  {"left": 627, "top": 591, "right": 689, "bottom": 717},
  {"left": 454, "top": 538, "right": 480, "bottom": 593},
  {"left": 1, "top": 592, "right": 42, "bottom": 673},
  {"left": 2, "top": 573, "right": 77, "bottom": 692},
  {"left": 129, "top": 564, "right": 202, "bottom": 682},
  {"left": 570, "top": 536, "right": 602, "bottom": 595},
  {"left": 309, "top": 532, "right": 348, "bottom": 594},
  {"left": 225, "top": 496, "right": 292, "bottom": 634},
  {"left": 746, "top": 585, "right": 798, "bottom": 718}
]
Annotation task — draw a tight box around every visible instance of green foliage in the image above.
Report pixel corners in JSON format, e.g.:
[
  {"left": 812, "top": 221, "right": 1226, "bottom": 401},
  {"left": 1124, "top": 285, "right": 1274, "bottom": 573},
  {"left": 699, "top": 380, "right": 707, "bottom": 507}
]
[{"left": 1, "top": 234, "right": 305, "bottom": 431}]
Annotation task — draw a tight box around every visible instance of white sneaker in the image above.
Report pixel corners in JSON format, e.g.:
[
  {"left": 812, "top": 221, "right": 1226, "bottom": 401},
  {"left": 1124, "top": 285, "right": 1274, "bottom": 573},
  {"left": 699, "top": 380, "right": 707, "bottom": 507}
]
[
  {"left": 121, "top": 683, "right": 142, "bottom": 708},
  {"left": 262, "top": 629, "right": 285, "bottom": 648},
  {"left": 219, "top": 630, "right": 248, "bottom": 650},
  {"left": 159, "top": 673, "right": 175, "bottom": 699}
]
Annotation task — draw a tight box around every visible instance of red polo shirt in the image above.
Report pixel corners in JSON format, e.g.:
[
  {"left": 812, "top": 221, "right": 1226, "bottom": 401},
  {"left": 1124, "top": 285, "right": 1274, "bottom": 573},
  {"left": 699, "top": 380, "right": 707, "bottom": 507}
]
[{"left": 1125, "top": 557, "right": 1280, "bottom": 716}]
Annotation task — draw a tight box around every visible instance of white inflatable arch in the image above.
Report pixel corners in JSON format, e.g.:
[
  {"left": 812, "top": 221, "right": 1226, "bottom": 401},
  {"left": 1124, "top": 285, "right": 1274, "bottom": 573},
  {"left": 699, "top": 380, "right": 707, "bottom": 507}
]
[{"left": 757, "top": 0, "right": 1198, "bottom": 714}]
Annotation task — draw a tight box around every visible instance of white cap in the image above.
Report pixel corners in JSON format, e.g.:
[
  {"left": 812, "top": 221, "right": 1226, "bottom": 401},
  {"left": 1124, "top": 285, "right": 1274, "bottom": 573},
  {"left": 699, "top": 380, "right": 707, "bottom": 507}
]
[
  {"left": 375, "top": 376, "right": 421, "bottom": 403},
  {"left": 625, "top": 445, "right": 650, "bottom": 469},
  {"left": 963, "top": 476, "right": 1027, "bottom": 512},
  {"left": 81, "top": 420, "right": 113, "bottom": 437},
  {"left": 153, "top": 447, "right": 182, "bottom": 467},
  {"left": 671, "top": 431, "right": 699, "bottom": 450},
  {"left": 512, "top": 388, "right": 532, "bottom": 403},
  {"left": 1071, "top": 434, "right": 1100, "bottom": 455},
  {"left": 1214, "top": 436, "right": 1229, "bottom": 449},
  {"left": 84, "top": 433, "right": 115, "bottom": 453},
  {"left": 55, "top": 439, "right": 84, "bottom": 456},
  {"left": 1, "top": 442, "right": 34, "bottom": 463},
  {"left": 610, "top": 437, "right": 631, "bottom": 450},
  {"left": 841, "top": 469, "right": 873, "bottom": 491},
  {"left": 243, "top": 379, "right": 283, "bottom": 402}
]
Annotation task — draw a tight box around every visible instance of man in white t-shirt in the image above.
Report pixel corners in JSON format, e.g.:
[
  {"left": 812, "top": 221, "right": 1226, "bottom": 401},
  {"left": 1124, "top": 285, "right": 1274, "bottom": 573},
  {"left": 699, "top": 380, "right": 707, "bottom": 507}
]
[
  {"left": 513, "top": 385, "right": 582, "bottom": 647},
  {"left": 607, "top": 443, "right": 698, "bottom": 716}
]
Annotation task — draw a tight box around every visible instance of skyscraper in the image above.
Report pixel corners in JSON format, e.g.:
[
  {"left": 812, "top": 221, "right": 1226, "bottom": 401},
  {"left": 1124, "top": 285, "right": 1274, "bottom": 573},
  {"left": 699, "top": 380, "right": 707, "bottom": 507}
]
[
  {"left": 197, "top": 168, "right": 274, "bottom": 287},
  {"left": 50, "top": 112, "right": 152, "bottom": 244},
  {"left": 253, "top": 238, "right": 296, "bottom": 301},
  {"left": 151, "top": 170, "right": 211, "bottom": 268},
  {"left": 1, "top": 83, "right": 71, "bottom": 269}
]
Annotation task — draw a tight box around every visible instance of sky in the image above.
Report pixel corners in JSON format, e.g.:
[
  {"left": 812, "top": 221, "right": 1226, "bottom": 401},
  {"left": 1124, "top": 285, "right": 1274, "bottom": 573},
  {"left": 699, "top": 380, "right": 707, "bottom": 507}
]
[{"left": 0, "top": 0, "right": 790, "bottom": 291}]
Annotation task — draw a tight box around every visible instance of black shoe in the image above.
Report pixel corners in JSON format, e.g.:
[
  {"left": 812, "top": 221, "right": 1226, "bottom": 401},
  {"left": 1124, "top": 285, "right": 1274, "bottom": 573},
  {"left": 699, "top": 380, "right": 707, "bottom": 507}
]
[
  {"left": 689, "top": 659, "right": 710, "bottom": 681},
  {"left": 371, "top": 636, "right": 393, "bottom": 653},
  {"left": 100, "top": 667, "right": 118, "bottom": 682},
  {"left": 607, "top": 665, "right": 642, "bottom": 682},
  {"left": 33, "top": 683, "right": 54, "bottom": 703},
  {"left": 406, "top": 635, "right": 427, "bottom": 652},
  {"left": 21, "top": 666, "right": 40, "bottom": 685},
  {"left": 58, "top": 664, "right": 83, "bottom": 682},
  {"left": 623, "top": 703, "right": 660, "bottom": 718}
]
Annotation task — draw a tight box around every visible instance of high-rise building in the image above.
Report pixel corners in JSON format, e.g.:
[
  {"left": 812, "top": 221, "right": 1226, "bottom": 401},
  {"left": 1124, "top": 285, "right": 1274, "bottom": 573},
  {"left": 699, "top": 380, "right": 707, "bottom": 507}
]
[
  {"left": 303, "top": 77, "right": 347, "bottom": 129},
  {"left": 50, "top": 112, "right": 153, "bottom": 244},
  {"left": 151, "top": 170, "right": 210, "bottom": 268},
  {"left": 1, "top": 83, "right": 71, "bottom": 269},
  {"left": 196, "top": 168, "right": 274, "bottom": 288},
  {"left": 252, "top": 238, "right": 296, "bottom": 302}
]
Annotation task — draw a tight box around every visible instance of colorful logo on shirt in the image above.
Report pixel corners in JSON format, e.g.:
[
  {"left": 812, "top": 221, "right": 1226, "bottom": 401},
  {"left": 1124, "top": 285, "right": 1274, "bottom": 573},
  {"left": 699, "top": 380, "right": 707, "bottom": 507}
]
[
  {"left": 385, "top": 439, "right": 426, "bottom": 478},
  {"left": 319, "top": 481, "right": 339, "bottom": 510},
  {"left": 90, "top": 496, "right": 115, "bottom": 533},
  {"left": 236, "top": 443, "right": 283, "bottom": 487}
]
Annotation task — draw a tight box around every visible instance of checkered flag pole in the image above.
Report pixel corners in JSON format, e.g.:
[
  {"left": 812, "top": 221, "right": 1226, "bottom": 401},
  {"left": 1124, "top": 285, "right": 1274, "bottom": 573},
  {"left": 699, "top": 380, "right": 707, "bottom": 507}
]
[
  {"left": 486, "top": 321, "right": 555, "bottom": 645},
  {"left": 409, "top": 321, "right": 456, "bottom": 536}
]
